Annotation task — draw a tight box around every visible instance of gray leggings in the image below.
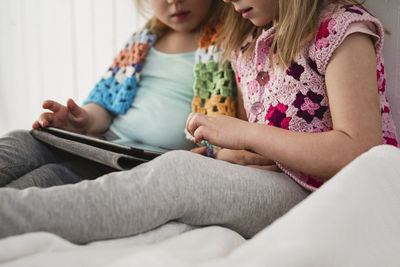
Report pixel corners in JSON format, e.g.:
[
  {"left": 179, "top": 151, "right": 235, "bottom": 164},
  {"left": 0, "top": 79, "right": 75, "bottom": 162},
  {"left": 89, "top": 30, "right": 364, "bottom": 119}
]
[
  {"left": 0, "top": 130, "right": 114, "bottom": 188},
  {"left": 0, "top": 146, "right": 309, "bottom": 244}
]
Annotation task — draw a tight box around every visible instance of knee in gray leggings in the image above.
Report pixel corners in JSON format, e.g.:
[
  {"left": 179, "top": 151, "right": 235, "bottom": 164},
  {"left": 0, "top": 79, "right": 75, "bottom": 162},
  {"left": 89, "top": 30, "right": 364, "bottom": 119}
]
[
  {"left": 145, "top": 150, "right": 202, "bottom": 181},
  {"left": 126, "top": 150, "right": 200, "bottom": 201},
  {"left": 156, "top": 150, "right": 197, "bottom": 163},
  {"left": 137, "top": 150, "right": 193, "bottom": 181}
]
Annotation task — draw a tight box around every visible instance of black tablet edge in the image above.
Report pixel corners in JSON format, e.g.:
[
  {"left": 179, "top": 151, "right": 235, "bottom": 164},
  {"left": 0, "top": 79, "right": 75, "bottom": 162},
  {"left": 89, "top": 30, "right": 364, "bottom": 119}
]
[{"left": 41, "top": 127, "right": 162, "bottom": 159}]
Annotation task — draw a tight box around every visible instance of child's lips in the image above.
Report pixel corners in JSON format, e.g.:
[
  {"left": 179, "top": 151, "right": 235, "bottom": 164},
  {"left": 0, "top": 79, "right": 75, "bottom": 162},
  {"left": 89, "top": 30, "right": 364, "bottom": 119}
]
[
  {"left": 237, "top": 7, "right": 253, "bottom": 18},
  {"left": 171, "top": 10, "right": 191, "bottom": 21}
]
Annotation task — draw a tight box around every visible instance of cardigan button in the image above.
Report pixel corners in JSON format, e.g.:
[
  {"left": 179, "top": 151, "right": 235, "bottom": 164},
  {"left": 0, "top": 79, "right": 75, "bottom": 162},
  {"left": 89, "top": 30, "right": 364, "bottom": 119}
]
[
  {"left": 256, "top": 71, "right": 269, "bottom": 86},
  {"left": 250, "top": 101, "right": 264, "bottom": 115}
]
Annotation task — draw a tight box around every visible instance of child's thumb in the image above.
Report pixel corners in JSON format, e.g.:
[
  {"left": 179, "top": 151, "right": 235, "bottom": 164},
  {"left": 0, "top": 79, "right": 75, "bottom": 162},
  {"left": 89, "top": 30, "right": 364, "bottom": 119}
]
[{"left": 67, "top": 98, "right": 83, "bottom": 117}]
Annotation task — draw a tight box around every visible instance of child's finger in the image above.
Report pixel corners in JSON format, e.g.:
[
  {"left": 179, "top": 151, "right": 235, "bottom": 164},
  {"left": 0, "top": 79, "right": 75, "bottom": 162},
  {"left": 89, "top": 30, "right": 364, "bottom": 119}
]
[
  {"left": 185, "top": 112, "right": 195, "bottom": 133},
  {"left": 193, "top": 126, "right": 209, "bottom": 143},
  {"left": 38, "top": 112, "right": 54, "bottom": 128},
  {"left": 185, "top": 112, "right": 201, "bottom": 134},
  {"left": 42, "top": 100, "right": 62, "bottom": 113},
  {"left": 186, "top": 113, "right": 209, "bottom": 136},
  {"left": 32, "top": 120, "right": 41, "bottom": 129}
]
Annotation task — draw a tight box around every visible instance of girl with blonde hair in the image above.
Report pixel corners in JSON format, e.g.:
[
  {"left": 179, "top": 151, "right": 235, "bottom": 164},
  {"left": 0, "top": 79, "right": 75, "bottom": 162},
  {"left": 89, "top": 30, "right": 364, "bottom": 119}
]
[{"left": 187, "top": 0, "right": 398, "bottom": 190}]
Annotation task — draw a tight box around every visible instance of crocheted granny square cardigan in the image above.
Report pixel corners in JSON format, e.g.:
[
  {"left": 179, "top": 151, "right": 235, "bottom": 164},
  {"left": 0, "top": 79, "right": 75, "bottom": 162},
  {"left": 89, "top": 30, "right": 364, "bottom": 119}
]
[
  {"left": 84, "top": 23, "right": 237, "bottom": 118},
  {"left": 232, "top": 4, "right": 399, "bottom": 191}
]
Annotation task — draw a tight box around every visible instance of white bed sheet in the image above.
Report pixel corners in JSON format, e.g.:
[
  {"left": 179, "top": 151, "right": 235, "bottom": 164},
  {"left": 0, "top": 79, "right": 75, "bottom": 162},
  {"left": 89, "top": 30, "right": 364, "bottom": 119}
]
[{"left": 0, "top": 145, "right": 399, "bottom": 267}]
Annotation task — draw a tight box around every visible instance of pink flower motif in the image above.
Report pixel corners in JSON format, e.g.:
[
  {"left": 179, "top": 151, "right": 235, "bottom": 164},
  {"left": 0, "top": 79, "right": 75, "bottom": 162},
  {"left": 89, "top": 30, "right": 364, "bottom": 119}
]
[
  {"left": 384, "top": 131, "right": 397, "bottom": 140},
  {"left": 316, "top": 38, "right": 329, "bottom": 50},
  {"left": 384, "top": 136, "right": 398, "bottom": 147},
  {"left": 380, "top": 64, "right": 385, "bottom": 74},
  {"left": 281, "top": 117, "right": 291, "bottom": 130},
  {"left": 377, "top": 64, "right": 386, "bottom": 93},
  {"left": 276, "top": 103, "right": 288, "bottom": 113},
  {"left": 293, "top": 91, "right": 328, "bottom": 123},
  {"left": 266, "top": 106, "right": 275, "bottom": 119},
  {"left": 301, "top": 97, "right": 320, "bottom": 115},
  {"left": 378, "top": 80, "right": 386, "bottom": 93},
  {"left": 315, "top": 19, "right": 335, "bottom": 50},
  {"left": 382, "top": 106, "right": 390, "bottom": 113},
  {"left": 265, "top": 103, "right": 291, "bottom": 129},
  {"left": 316, "top": 20, "right": 330, "bottom": 41},
  {"left": 327, "top": 19, "right": 337, "bottom": 34}
]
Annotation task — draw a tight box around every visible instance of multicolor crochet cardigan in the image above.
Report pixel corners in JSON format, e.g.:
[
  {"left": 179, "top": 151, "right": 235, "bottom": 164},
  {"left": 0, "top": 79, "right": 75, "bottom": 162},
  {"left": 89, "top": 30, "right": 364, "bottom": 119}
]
[
  {"left": 83, "top": 23, "right": 237, "bottom": 118},
  {"left": 231, "top": 4, "right": 399, "bottom": 191}
]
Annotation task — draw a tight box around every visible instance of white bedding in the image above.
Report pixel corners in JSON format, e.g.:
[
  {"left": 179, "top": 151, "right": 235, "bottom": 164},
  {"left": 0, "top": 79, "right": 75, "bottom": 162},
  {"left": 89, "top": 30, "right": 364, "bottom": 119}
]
[{"left": 0, "top": 145, "right": 399, "bottom": 267}]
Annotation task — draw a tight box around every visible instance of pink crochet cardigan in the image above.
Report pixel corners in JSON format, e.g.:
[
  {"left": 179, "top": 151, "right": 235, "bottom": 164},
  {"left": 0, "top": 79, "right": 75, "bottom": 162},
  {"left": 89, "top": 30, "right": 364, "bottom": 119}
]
[{"left": 231, "top": 5, "right": 399, "bottom": 191}]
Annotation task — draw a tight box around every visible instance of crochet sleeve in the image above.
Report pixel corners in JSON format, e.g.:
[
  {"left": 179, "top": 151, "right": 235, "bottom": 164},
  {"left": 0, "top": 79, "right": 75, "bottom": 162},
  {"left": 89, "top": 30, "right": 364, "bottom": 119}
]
[
  {"left": 83, "top": 30, "right": 156, "bottom": 115},
  {"left": 308, "top": 5, "right": 385, "bottom": 76}
]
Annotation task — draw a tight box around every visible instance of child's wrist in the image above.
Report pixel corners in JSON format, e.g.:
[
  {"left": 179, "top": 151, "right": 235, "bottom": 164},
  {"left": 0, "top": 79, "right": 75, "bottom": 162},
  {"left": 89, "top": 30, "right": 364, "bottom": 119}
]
[{"left": 240, "top": 121, "right": 257, "bottom": 151}]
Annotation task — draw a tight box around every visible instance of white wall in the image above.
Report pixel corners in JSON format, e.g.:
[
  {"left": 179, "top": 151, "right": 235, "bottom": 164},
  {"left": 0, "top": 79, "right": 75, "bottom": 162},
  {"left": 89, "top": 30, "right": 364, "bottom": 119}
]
[
  {"left": 0, "top": 0, "right": 146, "bottom": 136},
  {"left": 0, "top": 0, "right": 399, "bottom": 137}
]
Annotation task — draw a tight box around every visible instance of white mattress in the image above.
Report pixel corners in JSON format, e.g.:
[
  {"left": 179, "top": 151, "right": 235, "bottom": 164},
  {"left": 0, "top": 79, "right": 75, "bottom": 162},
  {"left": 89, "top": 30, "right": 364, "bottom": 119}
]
[{"left": 0, "top": 145, "right": 399, "bottom": 267}]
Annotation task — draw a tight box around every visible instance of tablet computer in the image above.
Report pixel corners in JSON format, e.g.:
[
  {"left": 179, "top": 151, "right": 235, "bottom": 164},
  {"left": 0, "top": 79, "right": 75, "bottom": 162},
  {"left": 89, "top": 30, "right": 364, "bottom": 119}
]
[{"left": 42, "top": 127, "right": 163, "bottom": 160}]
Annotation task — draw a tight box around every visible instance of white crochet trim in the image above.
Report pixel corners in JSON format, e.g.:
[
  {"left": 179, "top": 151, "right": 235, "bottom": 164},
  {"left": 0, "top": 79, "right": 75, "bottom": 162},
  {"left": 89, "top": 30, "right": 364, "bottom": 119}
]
[
  {"left": 125, "top": 66, "right": 135, "bottom": 77},
  {"left": 184, "top": 128, "right": 195, "bottom": 142},
  {"left": 183, "top": 128, "right": 221, "bottom": 154},
  {"left": 134, "top": 29, "right": 157, "bottom": 45},
  {"left": 103, "top": 70, "right": 113, "bottom": 80},
  {"left": 195, "top": 45, "right": 223, "bottom": 64},
  {"left": 115, "top": 67, "right": 127, "bottom": 83}
]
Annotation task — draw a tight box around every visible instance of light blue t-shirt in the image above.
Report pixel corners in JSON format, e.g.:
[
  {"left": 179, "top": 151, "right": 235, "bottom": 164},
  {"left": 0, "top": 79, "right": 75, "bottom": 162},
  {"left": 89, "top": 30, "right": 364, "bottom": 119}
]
[{"left": 109, "top": 47, "right": 196, "bottom": 152}]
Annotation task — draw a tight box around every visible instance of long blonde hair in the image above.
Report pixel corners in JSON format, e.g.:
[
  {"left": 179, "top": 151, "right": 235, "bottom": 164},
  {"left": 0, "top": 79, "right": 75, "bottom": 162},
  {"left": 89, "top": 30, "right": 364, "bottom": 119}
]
[
  {"left": 134, "top": 0, "right": 225, "bottom": 39},
  {"left": 218, "top": 0, "right": 367, "bottom": 68}
]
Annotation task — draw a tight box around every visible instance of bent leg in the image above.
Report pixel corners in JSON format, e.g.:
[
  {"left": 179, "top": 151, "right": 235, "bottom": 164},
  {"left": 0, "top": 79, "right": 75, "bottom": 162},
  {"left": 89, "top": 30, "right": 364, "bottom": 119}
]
[
  {"left": 0, "top": 151, "right": 309, "bottom": 244},
  {"left": 5, "top": 160, "right": 114, "bottom": 188},
  {"left": 0, "top": 130, "right": 64, "bottom": 186},
  {"left": 165, "top": 151, "right": 310, "bottom": 238},
  {"left": 0, "top": 130, "right": 112, "bottom": 188}
]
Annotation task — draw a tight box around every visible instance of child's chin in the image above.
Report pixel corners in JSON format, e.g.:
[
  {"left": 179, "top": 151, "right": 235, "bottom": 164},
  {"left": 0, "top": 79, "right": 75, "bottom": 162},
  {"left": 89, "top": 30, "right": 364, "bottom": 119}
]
[{"left": 251, "top": 18, "right": 272, "bottom": 27}]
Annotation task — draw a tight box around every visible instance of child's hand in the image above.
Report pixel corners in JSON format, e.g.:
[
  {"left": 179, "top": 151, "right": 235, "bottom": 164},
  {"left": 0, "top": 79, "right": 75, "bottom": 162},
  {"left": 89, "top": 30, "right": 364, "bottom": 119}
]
[
  {"left": 191, "top": 147, "right": 280, "bottom": 171},
  {"left": 186, "top": 112, "right": 250, "bottom": 150},
  {"left": 32, "top": 98, "right": 90, "bottom": 133},
  {"left": 215, "top": 149, "right": 281, "bottom": 171}
]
